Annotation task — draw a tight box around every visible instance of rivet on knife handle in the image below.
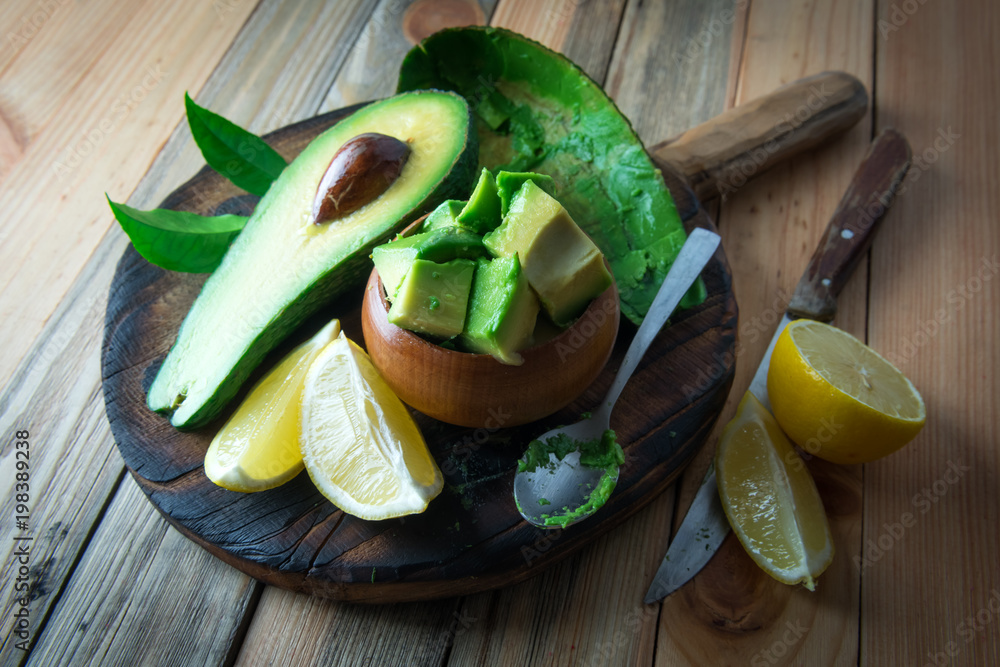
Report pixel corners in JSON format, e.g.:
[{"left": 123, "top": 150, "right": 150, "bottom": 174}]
[{"left": 787, "top": 128, "right": 912, "bottom": 321}]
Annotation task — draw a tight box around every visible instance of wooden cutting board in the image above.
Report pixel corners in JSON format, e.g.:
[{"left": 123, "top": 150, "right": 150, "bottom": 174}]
[{"left": 101, "top": 72, "right": 866, "bottom": 603}]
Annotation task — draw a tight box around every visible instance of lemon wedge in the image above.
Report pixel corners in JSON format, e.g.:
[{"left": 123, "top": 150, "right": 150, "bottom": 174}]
[
  {"left": 716, "top": 392, "right": 834, "bottom": 590},
  {"left": 299, "top": 331, "right": 443, "bottom": 520},
  {"left": 768, "top": 320, "right": 926, "bottom": 464},
  {"left": 204, "top": 319, "right": 341, "bottom": 492}
]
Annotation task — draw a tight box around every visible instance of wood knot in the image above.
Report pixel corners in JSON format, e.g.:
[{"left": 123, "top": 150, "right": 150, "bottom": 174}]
[
  {"left": 683, "top": 535, "right": 792, "bottom": 633},
  {"left": 402, "top": 0, "right": 486, "bottom": 45}
]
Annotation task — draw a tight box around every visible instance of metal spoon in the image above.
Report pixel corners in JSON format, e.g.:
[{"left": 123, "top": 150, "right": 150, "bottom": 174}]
[{"left": 513, "top": 228, "right": 721, "bottom": 528}]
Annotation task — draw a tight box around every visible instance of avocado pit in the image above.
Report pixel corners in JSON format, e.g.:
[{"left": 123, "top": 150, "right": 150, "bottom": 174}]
[{"left": 312, "top": 132, "right": 411, "bottom": 224}]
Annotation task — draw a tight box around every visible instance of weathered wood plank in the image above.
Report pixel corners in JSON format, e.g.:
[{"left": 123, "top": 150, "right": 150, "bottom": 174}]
[
  {"left": 443, "top": 1, "right": 733, "bottom": 664},
  {"left": 1, "top": 0, "right": 381, "bottom": 663},
  {"left": 606, "top": 0, "right": 736, "bottom": 146},
  {"left": 655, "top": 1, "right": 875, "bottom": 665},
  {"left": 235, "top": 587, "right": 462, "bottom": 666},
  {"left": 130, "top": 0, "right": 381, "bottom": 211},
  {"left": 0, "top": 0, "right": 44, "bottom": 178},
  {"left": 25, "top": 482, "right": 257, "bottom": 667},
  {"left": 323, "top": 0, "right": 499, "bottom": 111},
  {"left": 0, "top": 0, "right": 257, "bottom": 389},
  {"left": 0, "top": 0, "right": 256, "bottom": 661},
  {"left": 0, "top": 0, "right": 75, "bottom": 79},
  {"left": 489, "top": 0, "right": 627, "bottom": 83},
  {"left": 447, "top": 498, "right": 671, "bottom": 666},
  {"left": 0, "top": 235, "right": 128, "bottom": 666},
  {"left": 863, "top": 0, "right": 1000, "bottom": 664}
]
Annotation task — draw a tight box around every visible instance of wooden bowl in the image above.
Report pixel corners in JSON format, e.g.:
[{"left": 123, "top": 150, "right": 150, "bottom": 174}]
[{"left": 361, "top": 266, "right": 619, "bottom": 428}]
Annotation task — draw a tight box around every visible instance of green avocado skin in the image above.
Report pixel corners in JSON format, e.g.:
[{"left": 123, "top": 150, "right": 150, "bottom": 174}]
[
  {"left": 148, "top": 91, "right": 478, "bottom": 429},
  {"left": 398, "top": 27, "right": 705, "bottom": 324}
]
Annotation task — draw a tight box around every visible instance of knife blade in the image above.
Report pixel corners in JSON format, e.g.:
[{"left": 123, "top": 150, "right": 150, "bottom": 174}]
[
  {"left": 644, "top": 128, "right": 912, "bottom": 603},
  {"left": 643, "top": 465, "right": 728, "bottom": 604}
]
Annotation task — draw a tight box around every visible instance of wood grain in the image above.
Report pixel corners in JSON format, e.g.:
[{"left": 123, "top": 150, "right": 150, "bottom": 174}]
[
  {"left": 489, "top": 0, "right": 627, "bottom": 82},
  {"left": 0, "top": 1, "right": 255, "bottom": 661},
  {"left": 605, "top": 0, "right": 737, "bottom": 146},
  {"left": 864, "top": 0, "right": 1000, "bottom": 663},
  {"left": 0, "top": 245, "right": 127, "bottom": 666},
  {"left": 655, "top": 1, "right": 876, "bottom": 665},
  {"left": 0, "top": 0, "right": 258, "bottom": 389},
  {"left": 25, "top": 481, "right": 258, "bottom": 667},
  {"left": 448, "top": 496, "right": 670, "bottom": 665},
  {"left": 235, "top": 586, "right": 462, "bottom": 666},
  {"left": 323, "top": 0, "right": 498, "bottom": 112},
  {"left": 402, "top": 0, "right": 487, "bottom": 43}
]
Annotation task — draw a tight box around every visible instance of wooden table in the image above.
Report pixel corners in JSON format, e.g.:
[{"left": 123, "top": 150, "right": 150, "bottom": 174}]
[{"left": 1, "top": 0, "right": 997, "bottom": 664}]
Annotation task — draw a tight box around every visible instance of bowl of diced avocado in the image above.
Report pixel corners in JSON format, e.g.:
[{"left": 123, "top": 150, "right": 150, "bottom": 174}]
[{"left": 361, "top": 169, "right": 619, "bottom": 428}]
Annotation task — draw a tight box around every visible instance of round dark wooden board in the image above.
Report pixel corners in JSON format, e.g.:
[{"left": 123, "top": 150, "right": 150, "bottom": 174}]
[{"left": 101, "top": 104, "right": 737, "bottom": 603}]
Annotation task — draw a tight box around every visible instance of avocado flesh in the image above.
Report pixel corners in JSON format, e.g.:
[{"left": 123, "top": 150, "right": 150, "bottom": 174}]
[
  {"left": 457, "top": 168, "right": 502, "bottom": 234},
  {"left": 495, "top": 171, "right": 554, "bottom": 216},
  {"left": 388, "top": 258, "right": 475, "bottom": 338},
  {"left": 372, "top": 227, "right": 487, "bottom": 299},
  {"left": 398, "top": 27, "right": 704, "bottom": 324},
  {"left": 461, "top": 256, "right": 539, "bottom": 365},
  {"left": 485, "top": 181, "right": 612, "bottom": 326},
  {"left": 421, "top": 199, "right": 466, "bottom": 232},
  {"left": 148, "top": 91, "right": 477, "bottom": 428}
]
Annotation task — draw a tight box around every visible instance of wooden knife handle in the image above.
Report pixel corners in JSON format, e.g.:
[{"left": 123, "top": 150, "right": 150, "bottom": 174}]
[
  {"left": 650, "top": 71, "right": 868, "bottom": 202},
  {"left": 787, "top": 128, "right": 912, "bottom": 321}
]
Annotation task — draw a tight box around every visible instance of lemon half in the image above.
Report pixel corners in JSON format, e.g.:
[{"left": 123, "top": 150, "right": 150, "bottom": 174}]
[{"left": 768, "top": 320, "right": 926, "bottom": 464}]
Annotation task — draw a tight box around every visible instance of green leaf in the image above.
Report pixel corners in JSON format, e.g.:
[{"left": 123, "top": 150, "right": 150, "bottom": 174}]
[
  {"left": 107, "top": 196, "right": 247, "bottom": 273},
  {"left": 184, "top": 93, "right": 287, "bottom": 196}
]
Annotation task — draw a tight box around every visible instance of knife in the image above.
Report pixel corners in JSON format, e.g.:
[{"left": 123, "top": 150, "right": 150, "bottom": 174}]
[{"left": 644, "top": 128, "right": 912, "bottom": 604}]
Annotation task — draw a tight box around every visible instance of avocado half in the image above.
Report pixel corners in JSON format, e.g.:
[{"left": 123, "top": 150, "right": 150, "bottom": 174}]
[
  {"left": 397, "top": 27, "right": 704, "bottom": 324},
  {"left": 148, "top": 90, "right": 477, "bottom": 428}
]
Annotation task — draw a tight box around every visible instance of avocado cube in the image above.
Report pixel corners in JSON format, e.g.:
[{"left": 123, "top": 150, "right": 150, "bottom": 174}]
[
  {"left": 388, "top": 258, "right": 475, "bottom": 338},
  {"left": 461, "top": 256, "right": 540, "bottom": 365},
  {"left": 496, "top": 171, "right": 555, "bottom": 216},
  {"left": 484, "top": 181, "right": 612, "bottom": 326},
  {"left": 421, "top": 199, "right": 467, "bottom": 232},
  {"left": 373, "top": 227, "right": 486, "bottom": 300},
  {"left": 457, "top": 168, "right": 502, "bottom": 234}
]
